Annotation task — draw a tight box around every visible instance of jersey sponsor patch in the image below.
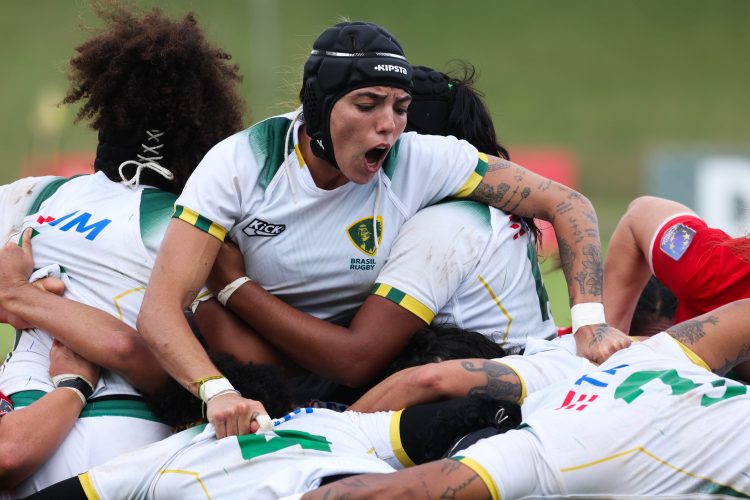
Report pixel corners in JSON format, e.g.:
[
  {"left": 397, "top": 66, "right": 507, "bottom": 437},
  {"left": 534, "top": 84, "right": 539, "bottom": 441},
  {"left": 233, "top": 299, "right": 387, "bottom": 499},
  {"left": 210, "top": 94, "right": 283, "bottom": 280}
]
[
  {"left": 242, "top": 218, "right": 286, "bottom": 237},
  {"left": 0, "top": 392, "right": 13, "bottom": 416},
  {"left": 659, "top": 223, "right": 696, "bottom": 261},
  {"left": 346, "top": 216, "right": 383, "bottom": 256}
]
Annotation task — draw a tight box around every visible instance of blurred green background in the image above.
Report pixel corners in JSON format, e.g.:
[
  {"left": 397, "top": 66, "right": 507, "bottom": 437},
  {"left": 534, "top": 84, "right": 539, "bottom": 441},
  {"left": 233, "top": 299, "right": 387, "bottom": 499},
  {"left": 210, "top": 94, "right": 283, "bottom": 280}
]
[{"left": 2, "top": 0, "right": 749, "bottom": 354}]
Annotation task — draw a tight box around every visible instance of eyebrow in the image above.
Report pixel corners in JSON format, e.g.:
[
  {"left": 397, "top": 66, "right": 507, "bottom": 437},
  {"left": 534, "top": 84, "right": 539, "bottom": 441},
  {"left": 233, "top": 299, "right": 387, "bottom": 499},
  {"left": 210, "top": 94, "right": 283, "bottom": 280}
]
[{"left": 354, "top": 91, "right": 412, "bottom": 103}]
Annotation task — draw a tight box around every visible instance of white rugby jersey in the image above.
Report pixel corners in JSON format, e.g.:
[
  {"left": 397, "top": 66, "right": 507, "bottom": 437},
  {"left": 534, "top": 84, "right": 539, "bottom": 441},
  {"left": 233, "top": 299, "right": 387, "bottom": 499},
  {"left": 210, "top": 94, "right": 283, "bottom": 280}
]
[
  {"left": 0, "top": 171, "right": 175, "bottom": 398},
  {"left": 0, "top": 172, "right": 174, "bottom": 495},
  {"left": 0, "top": 175, "right": 60, "bottom": 243},
  {"left": 372, "top": 201, "right": 556, "bottom": 349},
  {"left": 80, "top": 408, "right": 411, "bottom": 499},
  {"left": 493, "top": 334, "right": 593, "bottom": 403},
  {"left": 459, "top": 333, "right": 750, "bottom": 498},
  {"left": 174, "top": 113, "right": 486, "bottom": 324}
]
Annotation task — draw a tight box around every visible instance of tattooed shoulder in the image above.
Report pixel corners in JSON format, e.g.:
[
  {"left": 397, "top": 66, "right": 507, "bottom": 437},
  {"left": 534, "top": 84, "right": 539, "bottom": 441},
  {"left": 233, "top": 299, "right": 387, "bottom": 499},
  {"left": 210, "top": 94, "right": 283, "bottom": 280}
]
[
  {"left": 461, "top": 360, "right": 522, "bottom": 403},
  {"left": 667, "top": 315, "right": 719, "bottom": 346}
]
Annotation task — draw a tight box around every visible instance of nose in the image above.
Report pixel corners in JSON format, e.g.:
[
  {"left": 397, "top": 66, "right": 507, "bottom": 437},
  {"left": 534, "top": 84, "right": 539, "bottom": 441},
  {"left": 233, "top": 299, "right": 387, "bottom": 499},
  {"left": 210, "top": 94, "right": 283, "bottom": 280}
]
[{"left": 375, "top": 107, "right": 396, "bottom": 136}]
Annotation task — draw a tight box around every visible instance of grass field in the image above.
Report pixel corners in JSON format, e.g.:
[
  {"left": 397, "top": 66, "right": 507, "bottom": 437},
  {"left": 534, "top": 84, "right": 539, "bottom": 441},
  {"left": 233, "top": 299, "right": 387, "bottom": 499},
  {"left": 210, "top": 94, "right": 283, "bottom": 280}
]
[{"left": 1, "top": 1, "right": 748, "bottom": 357}]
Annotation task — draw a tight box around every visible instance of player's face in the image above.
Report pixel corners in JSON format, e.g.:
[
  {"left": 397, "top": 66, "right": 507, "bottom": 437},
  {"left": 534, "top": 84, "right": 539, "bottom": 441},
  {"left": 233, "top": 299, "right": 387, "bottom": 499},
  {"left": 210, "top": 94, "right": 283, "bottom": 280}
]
[{"left": 329, "top": 86, "right": 411, "bottom": 184}]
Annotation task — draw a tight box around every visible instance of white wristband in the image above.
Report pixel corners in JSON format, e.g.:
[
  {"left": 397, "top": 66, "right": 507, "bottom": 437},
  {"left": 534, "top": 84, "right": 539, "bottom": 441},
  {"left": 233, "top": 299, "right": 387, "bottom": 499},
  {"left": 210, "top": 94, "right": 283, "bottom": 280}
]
[
  {"left": 199, "top": 377, "right": 237, "bottom": 403},
  {"left": 216, "top": 276, "right": 251, "bottom": 306},
  {"left": 571, "top": 302, "right": 606, "bottom": 334}
]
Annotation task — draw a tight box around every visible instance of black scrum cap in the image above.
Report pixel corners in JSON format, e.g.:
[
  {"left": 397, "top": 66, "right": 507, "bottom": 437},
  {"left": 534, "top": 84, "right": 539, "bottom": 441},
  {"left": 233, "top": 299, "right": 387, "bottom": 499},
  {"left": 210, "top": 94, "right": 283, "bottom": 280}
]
[{"left": 302, "top": 21, "right": 412, "bottom": 167}]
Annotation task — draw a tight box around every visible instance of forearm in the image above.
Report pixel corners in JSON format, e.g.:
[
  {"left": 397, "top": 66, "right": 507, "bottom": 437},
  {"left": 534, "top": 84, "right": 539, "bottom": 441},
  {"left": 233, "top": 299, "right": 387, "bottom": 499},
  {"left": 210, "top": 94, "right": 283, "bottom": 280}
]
[
  {"left": 224, "top": 285, "right": 416, "bottom": 386},
  {"left": 0, "top": 284, "right": 167, "bottom": 394},
  {"left": 469, "top": 158, "right": 603, "bottom": 305},
  {"left": 350, "top": 359, "right": 522, "bottom": 412},
  {"left": 138, "top": 300, "right": 221, "bottom": 393},
  {"left": 603, "top": 215, "right": 652, "bottom": 332},
  {"left": 0, "top": 389, "right": 83, "bottom": 489},
  {"left": 302, "top": 460, "right": 488, "bottom": 500},
  {"left": 138, "top": 220, "right": 226, "bottom": 394}
]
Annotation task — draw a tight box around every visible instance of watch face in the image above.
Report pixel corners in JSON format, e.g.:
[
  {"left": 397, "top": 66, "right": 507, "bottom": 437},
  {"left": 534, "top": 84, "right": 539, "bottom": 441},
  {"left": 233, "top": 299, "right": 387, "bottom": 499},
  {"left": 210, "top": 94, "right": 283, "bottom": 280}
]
[{"left": 0, "top": 393, "right": 13, "bottom": 416}]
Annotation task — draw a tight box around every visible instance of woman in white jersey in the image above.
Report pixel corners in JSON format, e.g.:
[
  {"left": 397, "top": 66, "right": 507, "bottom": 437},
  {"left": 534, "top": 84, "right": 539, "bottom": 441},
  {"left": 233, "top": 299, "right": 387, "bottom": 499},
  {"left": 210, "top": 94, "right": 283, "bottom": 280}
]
[
  {"left": 0, "top": 4, "right": 246, "bottom": 495},
  {"left": 306, "top": 299, "right": 750, "bottom": 499},
  {"left": 199, "top": 64, "right": 557, "bottom": 392},
  {"left": 138, "top": 21, "right": 630, "bottom": 436}
]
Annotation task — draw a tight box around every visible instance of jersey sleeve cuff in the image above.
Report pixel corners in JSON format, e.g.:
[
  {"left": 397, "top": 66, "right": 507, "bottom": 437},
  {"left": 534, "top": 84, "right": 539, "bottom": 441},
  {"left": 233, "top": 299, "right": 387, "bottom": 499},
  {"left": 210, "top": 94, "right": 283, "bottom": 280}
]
[
  {"left": 172, "top": 205, "right": 228, "bottom": 241},
  {"left": 79, "top": 472, "right": 101, "bottom": 500},
  {"left": 452, "top": 456, "right": 500, "bottom": 500},
  {"left": 452, "top": 152, "right": 489, "bottom": 198},
  {"left": 370, "top": 283, "right": 434, "bottom": 324},
  {"left": 389, "top": 409, "right": 416, "bottom": 467}
]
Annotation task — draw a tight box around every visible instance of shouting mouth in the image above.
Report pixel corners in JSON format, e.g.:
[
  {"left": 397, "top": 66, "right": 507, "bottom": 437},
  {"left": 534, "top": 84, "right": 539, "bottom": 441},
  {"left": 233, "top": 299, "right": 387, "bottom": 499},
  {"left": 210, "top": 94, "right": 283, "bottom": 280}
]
[{"left": 364, "top": 145, "right": 389, "bottom": 171}]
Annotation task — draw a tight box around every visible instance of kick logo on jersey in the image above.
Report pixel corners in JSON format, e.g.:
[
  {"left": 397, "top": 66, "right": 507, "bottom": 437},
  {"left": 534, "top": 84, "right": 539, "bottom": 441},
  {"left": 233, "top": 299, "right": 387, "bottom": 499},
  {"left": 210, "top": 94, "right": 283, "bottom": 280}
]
[
  {"left": 346, "top": 216, "right": 383, "bottom": 256},
  {"left": 243, "top": 218, "right": 286, "bottom": 237}
]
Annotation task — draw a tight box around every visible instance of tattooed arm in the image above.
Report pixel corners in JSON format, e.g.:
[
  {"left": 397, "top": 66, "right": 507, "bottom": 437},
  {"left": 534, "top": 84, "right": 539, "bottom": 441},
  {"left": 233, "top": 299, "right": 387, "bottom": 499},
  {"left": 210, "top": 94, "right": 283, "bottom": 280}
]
[
  {"left": 349, "top": 359, "right": 522, "bottom": 412},
  {"left": 666, "top": 299, "right": 750, "bottom": 375},
  {"left": 470, "top": 155, "right": 630, "bottom": 363},
  {"left": 301, "top": 459, "right": 490, "bottom": 500}
]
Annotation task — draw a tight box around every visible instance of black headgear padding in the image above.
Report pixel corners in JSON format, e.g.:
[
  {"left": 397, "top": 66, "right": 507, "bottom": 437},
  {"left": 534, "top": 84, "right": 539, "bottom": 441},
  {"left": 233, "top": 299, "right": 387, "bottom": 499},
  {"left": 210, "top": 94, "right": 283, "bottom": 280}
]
[
  {"left": 405, "top": 65, "right": 451, "bottom": 136},
  {"left": 302, "top": 21, "right": 412, "bottom": 168}
]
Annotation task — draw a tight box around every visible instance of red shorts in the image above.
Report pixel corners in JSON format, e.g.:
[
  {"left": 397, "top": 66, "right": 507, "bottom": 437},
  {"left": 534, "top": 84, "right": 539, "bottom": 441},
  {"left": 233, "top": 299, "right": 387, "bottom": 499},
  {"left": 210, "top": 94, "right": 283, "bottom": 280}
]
[{"left": 650, "top": 214, "right": 750, "bottom": 323}]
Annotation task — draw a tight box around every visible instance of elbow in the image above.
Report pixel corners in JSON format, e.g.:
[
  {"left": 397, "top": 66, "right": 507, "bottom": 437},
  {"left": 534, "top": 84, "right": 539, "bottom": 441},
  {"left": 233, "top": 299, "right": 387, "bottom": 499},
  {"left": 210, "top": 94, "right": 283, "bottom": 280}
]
[
  {"left": 106, "top": 331, "right": 146, "bottom": 372},
  {"left": 0, "top": 446, "right": 33, "bottom": 490},
  {"left": 338, "top": 364, "right": 378, "bottom": 389},
  {"left": 412, "top": 364, "right": 449, "bottom": 396},
  {"left": 336, "top": 352, "right": 386, "bottom": 389}
]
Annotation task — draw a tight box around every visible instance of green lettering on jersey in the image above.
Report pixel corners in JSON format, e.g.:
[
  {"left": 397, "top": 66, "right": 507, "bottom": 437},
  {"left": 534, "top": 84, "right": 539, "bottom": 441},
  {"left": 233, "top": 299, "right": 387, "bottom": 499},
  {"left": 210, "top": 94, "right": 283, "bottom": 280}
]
[
  {"left": 238, "top": 430, "right": 332, "bottom": 460},
  {"left": 614, "top": 369, "right": 699, "bottom": 404},
  {"left": 700, "top": 378, "right": 747, "bottom": 408},
  {"left": 615, "top": 369, "right": 747, "bottom": 407}
]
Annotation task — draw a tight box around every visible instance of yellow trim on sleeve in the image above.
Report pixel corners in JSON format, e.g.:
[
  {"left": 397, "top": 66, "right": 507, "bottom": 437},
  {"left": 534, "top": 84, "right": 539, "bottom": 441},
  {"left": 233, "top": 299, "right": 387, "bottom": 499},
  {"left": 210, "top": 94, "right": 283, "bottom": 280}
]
[
  {"left": 173, "top": 205, "right": 228, "bottom": 241},
  {"left": 79, "top": 472, "right": 101, "bottom": 500},
  {"left": 494, "top": 361, "right": 527, "bottom": 404},
  {"left": 389, "top": 410, "right": 416, "bottom": 467},
  {"left": 457, "top": 456, "right": 500, "bottom": 500},
  {"left": 670, "top": 337, "right": 712, "bottom": 372},
  {"left": 453, "top": 152, "right": 489, "bottom": 198},
  {"left": 370, "top": 283, "right": 435, "bottom": 325}
]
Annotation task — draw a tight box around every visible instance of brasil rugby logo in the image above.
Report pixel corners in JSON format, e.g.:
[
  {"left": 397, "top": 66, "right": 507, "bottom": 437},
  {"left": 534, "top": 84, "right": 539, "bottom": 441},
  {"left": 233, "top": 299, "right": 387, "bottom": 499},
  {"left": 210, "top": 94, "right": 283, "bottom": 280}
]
[{"left": 346, "top": 216, "right": 383, "bottom": 256}]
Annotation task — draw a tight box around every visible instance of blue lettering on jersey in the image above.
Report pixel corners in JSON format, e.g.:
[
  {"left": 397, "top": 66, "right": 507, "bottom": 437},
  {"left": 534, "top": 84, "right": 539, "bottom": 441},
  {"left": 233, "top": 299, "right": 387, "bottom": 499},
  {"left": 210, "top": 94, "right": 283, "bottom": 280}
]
[
  {"left": 48, "top": 211, "right": 111, "bottom": 241},
  {"left": 574, "top": 364, "right": 629, "bottom": 388}
]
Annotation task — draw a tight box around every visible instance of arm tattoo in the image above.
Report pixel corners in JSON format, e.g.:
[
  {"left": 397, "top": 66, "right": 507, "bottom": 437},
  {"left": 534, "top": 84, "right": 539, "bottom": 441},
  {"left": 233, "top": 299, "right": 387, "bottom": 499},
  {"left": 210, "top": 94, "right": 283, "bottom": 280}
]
[
  {"left": 472, "top": 182, "right": 510, "bottom": 205},
  {"left": 668, "top": 315, "right": 719, "bottom": 346},
  {"left": 572, "top": 244, "right": 603, "bottom": 297},
  {"left": 538, "top": 179, "right": 552, "bottom": 191},
  {"left": 461, "top": 360, "right": 522, "bottom": 402},
  {"left": 506, "top": 186, "right": 531, "bottom": 212},
  {"left": 713, "top": 343, "right": 750, "bottom": 375},
  {"left": 440, "top": 473, "right": 484, "bottom": 500},
  {"left": 588, "top": 325, "right": 609, "bottom": 346},
  {"left": 487, "top": 157, "right": 512, "bottom": 170},
  {"left": 556, "top": 201, "right": 574, "bottom": 215},
  {"left": 569, "top": 216, "right": 583, "bottom": 244}
]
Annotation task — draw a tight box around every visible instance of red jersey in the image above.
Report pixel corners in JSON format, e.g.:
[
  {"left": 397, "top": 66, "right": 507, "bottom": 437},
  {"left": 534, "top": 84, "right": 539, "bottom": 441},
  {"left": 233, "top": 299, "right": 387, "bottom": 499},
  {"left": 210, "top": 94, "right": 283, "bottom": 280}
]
[{"left": 649, "top": 214, "right": 750, "bottom": 323}]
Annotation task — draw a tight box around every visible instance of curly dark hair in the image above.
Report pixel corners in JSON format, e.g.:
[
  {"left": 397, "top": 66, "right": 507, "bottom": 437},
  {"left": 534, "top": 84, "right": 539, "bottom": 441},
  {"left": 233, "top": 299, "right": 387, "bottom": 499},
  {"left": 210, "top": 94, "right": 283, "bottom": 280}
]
[
  {"left": 144, "top": 352, "right": 293, "bottom": 429},
  {"left": 385, "top": 325, "right": 515, "bottom": 376},
  {"left": 62, "top": 1, "right": 246, "bottom": 193}
]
